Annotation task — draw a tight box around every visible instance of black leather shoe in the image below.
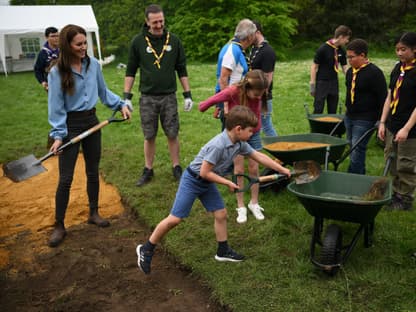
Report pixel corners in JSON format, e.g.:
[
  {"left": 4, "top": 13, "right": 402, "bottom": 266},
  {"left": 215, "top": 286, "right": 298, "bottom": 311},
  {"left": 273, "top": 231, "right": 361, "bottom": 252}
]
[
  {"left": 88, "top": 211, "right": 110, "bottom": 227},
  {"left": 48, "top": 222, "right": 66, "bottom": 248},
  {"left": 136, "top": 167, "right": 154, "bottom": 186},
  {"left": 172, "top": 165, "right": 182, "bottom": 181}
]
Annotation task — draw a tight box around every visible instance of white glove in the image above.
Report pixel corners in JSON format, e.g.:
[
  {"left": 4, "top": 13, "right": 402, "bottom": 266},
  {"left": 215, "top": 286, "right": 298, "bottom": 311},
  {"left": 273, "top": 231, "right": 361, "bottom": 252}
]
[
  {"left": 184, "top": 98, "right": 193, "bottom": 112},
  {"left": 125, "top": 98, "right": 134, "bottom": 112},
  {"left": 183, "top": 91, "right": 193, "bottom": 112},
  {"left": 123, "top": 92, "right": 134, "bottom": 112}
]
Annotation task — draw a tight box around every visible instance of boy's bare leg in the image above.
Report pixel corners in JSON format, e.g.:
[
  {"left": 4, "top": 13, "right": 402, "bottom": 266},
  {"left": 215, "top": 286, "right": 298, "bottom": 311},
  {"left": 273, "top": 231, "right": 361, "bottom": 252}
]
[
  {"left": 213, "top": 209, "right": 228, "bottom": 242},
  {"left": 149, "top": 214, "right": 182, "bottom": 244}
]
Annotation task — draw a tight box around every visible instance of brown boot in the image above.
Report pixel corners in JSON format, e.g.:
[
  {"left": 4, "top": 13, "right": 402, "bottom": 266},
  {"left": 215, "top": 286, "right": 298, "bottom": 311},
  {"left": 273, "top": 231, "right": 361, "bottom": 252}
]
[
  {"left": 88, "top": 209, "right": 110, "bottom": 227},
  {"left": 48, "top": 222, "right": 66, "bottom": 248}
]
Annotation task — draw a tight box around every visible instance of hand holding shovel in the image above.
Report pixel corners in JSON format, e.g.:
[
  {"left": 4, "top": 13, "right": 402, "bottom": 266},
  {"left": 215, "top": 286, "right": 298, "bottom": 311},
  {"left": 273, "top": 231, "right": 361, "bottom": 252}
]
[{"left": 3, "top": 111, "right": 126, "bottom": 182}]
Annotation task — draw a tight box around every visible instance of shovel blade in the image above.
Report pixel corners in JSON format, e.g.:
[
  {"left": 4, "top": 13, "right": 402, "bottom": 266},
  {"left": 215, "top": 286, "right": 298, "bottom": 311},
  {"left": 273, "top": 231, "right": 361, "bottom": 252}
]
[
  {"left": 2, "top": 154, "right": 47, "bottom": 182},
  {"left": 293, "top": 160, "right": 321, "bottom": 184}
]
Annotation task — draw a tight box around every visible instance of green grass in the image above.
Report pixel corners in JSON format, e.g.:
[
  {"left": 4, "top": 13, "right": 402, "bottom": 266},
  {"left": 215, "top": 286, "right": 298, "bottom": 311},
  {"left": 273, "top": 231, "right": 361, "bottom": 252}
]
[{"left": 1, "top": 59, "right": 415, "bottom": 312}]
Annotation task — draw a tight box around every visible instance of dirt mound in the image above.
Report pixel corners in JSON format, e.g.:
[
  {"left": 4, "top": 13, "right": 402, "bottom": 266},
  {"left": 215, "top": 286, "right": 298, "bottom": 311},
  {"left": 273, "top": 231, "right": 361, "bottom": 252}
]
[{"left": 0, "top": 154, "right": 224, "bottom": 311}]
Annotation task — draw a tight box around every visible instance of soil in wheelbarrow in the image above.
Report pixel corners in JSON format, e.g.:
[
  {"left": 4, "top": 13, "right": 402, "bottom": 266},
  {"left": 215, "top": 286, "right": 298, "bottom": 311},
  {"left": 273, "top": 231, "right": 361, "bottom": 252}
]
[
  {"left": 312, "top": 116, "right": 343, "bottom": 122},
  {"left": 0, "top": 154, "right": 224, "bottom": 311},
  {"left": 264, "top": 141, "right": 330, "bottom": 151}
]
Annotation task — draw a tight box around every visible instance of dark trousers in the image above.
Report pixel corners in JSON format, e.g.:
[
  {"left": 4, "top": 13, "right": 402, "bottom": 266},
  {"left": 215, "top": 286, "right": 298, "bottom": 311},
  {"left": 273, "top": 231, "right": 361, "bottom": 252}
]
[
  {"left": 55, "top": 113, "right": 101, "bottom": 223},
  {"left": 313, "top": 79, "right": 339, "bottom": 114}
]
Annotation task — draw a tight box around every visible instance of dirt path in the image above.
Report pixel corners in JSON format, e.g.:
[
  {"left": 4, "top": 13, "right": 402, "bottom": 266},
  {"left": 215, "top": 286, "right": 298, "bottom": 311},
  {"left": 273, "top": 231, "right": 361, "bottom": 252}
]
[{"left": 0, "top": 154, "right": 226, "bottom": 311}]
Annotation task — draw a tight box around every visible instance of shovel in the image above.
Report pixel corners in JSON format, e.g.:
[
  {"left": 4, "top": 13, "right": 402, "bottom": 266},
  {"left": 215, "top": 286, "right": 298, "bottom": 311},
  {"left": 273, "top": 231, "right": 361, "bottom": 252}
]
[
  {"left": 232, "top": 160, "right": 321, "bottom": 193},
  {"left": 3, "top": 111, "right": 126, "bottom": 182}
]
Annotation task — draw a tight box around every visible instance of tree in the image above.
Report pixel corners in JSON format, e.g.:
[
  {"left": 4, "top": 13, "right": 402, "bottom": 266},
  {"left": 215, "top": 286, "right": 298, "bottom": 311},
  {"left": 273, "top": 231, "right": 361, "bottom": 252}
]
[
  {"left": 166, "top": 0, "right": 297, "bottom": 61},
  {"left": 291, "top": 0, "right": 416, "bottom": 48}
]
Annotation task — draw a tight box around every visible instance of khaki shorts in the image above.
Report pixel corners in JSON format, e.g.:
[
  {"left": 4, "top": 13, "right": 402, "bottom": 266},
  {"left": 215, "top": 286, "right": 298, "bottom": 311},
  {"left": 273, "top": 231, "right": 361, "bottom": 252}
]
[{"left": 139, "top": 93, "right": 179, "bottom": 140}]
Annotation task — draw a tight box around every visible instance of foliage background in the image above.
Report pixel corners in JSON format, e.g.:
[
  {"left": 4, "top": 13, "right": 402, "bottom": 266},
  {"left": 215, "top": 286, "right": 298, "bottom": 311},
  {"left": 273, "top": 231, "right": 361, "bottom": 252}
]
[{"left": 9, "top": 0, "right": 416, "bottom": 61}]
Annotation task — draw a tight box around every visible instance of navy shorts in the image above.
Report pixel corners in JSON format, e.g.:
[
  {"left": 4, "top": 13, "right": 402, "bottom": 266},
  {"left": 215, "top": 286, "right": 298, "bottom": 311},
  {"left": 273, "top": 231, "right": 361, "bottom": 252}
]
[{"left": 170, "top": 169, "right": 225, "bottom": 218}]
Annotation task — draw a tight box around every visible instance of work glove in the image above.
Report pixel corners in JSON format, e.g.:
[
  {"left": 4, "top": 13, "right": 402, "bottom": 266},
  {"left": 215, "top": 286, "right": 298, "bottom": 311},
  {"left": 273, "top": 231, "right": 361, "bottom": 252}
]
[
  {"left": 183, "top": 91, "right": 193, "bottom": 112},
  {"left": 123, "top": 92, "right": 134, "bottom": 112}
]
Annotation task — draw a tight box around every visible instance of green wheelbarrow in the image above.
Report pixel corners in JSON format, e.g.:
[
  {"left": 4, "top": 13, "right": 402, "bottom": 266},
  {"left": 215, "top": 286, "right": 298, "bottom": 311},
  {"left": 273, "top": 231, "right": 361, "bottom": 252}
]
[
  {"left": 262, "top": 133, "right": 348, "bottom": 168},
  {"left": 287, "top": 170, "right": 392, "bottom": 276},
  {"left": 304, "top": 103, "right": 345, "bottom": 137}
]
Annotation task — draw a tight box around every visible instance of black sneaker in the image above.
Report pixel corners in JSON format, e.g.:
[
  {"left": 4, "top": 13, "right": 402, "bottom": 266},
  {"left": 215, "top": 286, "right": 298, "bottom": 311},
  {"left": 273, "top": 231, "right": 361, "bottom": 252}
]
[
  {"left": 172, "top": 165, "right": 182, "bottom": 181},
  {"left": 136, "top": 244, "right": 154, "bottom": 274},
  {"left": 214, "top": 247, "right": 245, "bottom": 262},
  {"left": 136, "top": 167, "right": 154, "bottom": 187}
]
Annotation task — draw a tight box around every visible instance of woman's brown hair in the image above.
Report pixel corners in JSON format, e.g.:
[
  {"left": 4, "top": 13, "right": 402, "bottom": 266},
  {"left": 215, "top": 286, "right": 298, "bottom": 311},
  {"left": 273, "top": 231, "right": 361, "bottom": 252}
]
[{"left": 55, "top": 24, "right": 90, "bottom": 95}]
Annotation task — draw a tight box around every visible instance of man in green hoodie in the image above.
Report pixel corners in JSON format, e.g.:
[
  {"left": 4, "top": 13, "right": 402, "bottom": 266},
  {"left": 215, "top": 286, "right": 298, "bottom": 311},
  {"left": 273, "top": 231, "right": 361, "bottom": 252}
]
[{"left": 124, "top": 4, "right": 193, "bottom": 186}]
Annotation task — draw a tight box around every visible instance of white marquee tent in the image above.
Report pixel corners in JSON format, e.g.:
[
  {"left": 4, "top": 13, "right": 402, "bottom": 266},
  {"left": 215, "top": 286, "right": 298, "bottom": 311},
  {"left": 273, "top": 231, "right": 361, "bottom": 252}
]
[{"left": 0, "top": 5, "right": 102, "bottom": 76}]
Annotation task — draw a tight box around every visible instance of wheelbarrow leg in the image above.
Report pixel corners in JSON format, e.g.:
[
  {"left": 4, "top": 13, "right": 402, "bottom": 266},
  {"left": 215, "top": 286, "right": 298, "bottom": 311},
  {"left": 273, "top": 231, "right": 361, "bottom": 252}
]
[
  {"left": 342, "top": 224, "right": 365, "bottom": 265},
  {"left": 364, "top": 221, "right": 375, "bottom": 248},
  {"left": 310, "top": 217, "right": 324, "bottom": 262}
]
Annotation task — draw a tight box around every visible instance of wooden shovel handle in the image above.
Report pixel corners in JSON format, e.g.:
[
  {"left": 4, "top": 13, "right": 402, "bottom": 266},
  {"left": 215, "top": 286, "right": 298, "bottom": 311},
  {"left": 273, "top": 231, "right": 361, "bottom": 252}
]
[
  {"left": 70, "top": 120, "right": 110, "bottom": 144},
  {"left": 258, "top": 174, "right": 282, "bottom": 183}
]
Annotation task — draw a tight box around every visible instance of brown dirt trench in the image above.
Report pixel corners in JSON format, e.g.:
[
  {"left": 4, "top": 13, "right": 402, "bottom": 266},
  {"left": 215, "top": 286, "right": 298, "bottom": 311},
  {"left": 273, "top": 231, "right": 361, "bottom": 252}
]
[{"left": 0, "top": 154, "right": 226, "bottom": 311}]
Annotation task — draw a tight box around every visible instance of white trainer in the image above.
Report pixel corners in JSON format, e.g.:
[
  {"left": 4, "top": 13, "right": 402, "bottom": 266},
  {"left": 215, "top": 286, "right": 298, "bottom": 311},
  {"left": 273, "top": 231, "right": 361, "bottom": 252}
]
[
  {"left": 248, "top": 202, "right": 265, "bottom": 220},
  {"left": 236, "top": 207, "right": 247, "bottom": 224}
]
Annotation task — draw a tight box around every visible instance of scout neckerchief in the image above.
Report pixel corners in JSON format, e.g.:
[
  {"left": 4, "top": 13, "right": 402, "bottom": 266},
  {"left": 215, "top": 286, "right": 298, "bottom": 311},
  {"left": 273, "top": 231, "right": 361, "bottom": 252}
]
[
  {"left": 231, "top": 39, "right": 250, "bottom": 70},
  {"left": 326, "top": 39, "right": 339, "bottom": 73},
  {"left": 350, "top": 60, "right": 369, "bottom": 104},
  {"left": 248, "top": 40, "right": 266, "bottom": 71},
  {"left": 390, "top": 58, "right": 416, "bottom": 114},
  {"left": 145, "top": 32, "right": 170, "bottom": 69}
]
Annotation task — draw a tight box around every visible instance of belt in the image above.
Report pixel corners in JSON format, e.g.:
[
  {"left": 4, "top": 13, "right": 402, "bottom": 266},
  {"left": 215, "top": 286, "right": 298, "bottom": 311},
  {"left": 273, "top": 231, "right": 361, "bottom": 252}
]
[
  {"left": 67, "top": 108, "right": 96, "bottom": 118},
  {"left": 186, "top": 167, "right": 209, "bottom": 183}
]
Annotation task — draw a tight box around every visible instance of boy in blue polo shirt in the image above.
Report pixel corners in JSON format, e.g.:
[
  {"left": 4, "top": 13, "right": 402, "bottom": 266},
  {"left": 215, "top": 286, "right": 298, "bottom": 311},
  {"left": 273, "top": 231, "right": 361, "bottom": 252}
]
[{"left": 136, "top": 106, "right": 290, "bottom": 274}]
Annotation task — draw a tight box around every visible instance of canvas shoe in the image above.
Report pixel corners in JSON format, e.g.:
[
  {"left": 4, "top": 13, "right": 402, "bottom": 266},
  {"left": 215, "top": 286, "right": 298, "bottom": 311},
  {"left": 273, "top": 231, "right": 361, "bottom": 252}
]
[
  {"left": 215, "top": 247, "right": 245, "bottom": 262},
  {"left": 236, "top": 207, "right": 247, "bottom": 224},
  {"left": 136, "top": 244, "right": 154, "bottom": 274},
  {"left": 248, "top": 202, "right": 265, "bottom": 220}
]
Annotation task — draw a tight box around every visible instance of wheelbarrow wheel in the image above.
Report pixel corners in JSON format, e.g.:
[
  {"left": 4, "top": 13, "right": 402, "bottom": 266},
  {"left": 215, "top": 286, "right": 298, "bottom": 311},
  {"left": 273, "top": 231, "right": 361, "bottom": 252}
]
[{"left": 320, "top": 224, "right": 343, "bottom": 276}]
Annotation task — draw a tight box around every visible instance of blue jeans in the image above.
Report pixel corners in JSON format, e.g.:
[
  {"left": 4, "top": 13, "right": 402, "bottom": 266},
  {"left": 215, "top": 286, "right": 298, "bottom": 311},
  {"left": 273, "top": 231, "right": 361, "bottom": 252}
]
[
  {"left": 344, "top": 116, "right": 375, "bottom": 174},
  {"left": 261, "top": 99, "right": 277, "bottom": 137}
]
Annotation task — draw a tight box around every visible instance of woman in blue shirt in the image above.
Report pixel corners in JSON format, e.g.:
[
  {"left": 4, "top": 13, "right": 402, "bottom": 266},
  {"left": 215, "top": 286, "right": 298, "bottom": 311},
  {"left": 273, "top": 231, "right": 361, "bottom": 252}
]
[{"left": 47, "top": 24, "right": 131, "bottom": 247}]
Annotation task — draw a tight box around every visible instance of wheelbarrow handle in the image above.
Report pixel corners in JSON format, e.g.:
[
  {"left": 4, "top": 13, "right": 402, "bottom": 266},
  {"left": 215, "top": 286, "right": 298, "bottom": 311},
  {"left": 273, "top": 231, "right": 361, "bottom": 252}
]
[
  {"left": 34, "top": 111, "right": 126, "bottom": 165},
  {"left": 331, "top": 124, "right": 378, "bottom": 170},
  {"left": 328, "top": 118, "right": 345, "bottom": 137}
]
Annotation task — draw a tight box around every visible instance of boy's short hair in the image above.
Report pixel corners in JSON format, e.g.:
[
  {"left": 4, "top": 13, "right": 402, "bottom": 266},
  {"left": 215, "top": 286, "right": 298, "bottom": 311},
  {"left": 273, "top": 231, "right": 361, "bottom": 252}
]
[
  {"left": 225, "top": 106, "right": 258, "bottom": 130},
  {"left": 45, "top": 27, "right": 58, "bottom": 37},
  {"left": 346, "top": 39, "right": 368, "bottom": 56},
  {"left": 334, "top": 25, "right": 352, "bottom": 38}
]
